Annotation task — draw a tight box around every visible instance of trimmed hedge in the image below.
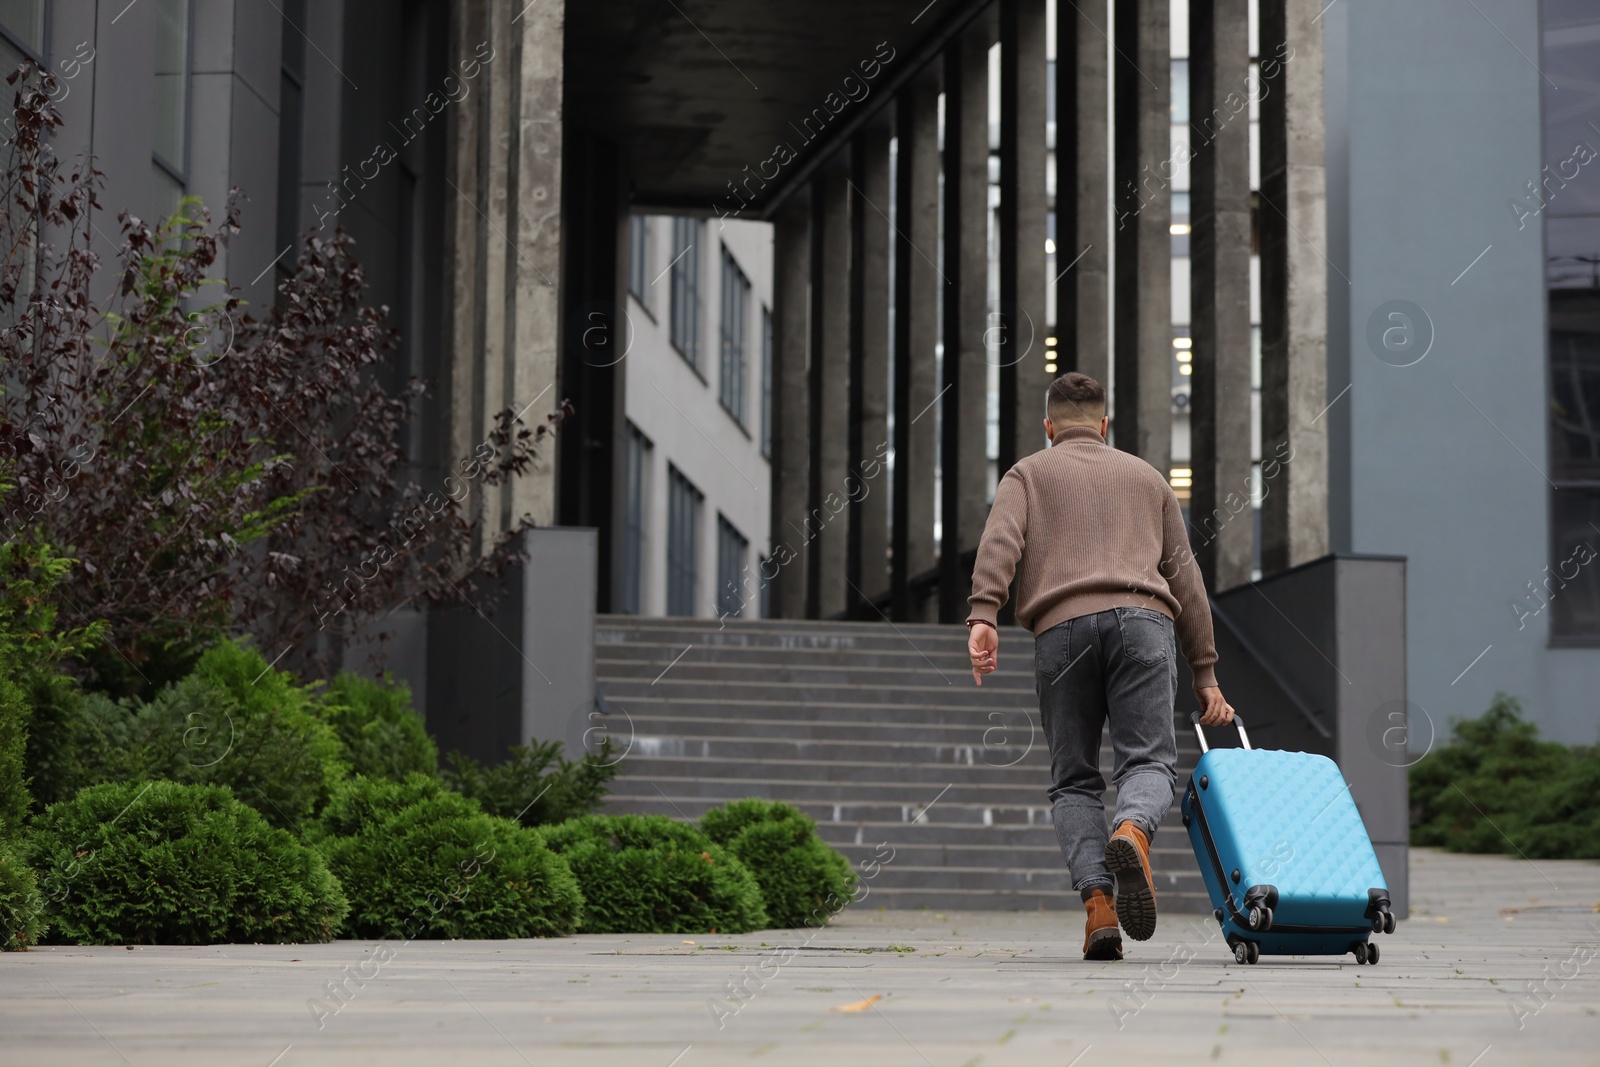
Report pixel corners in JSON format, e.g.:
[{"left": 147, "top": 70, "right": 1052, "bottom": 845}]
[
  {"left": 315, "top": 774, "right": 582, "bottom": 939},
  {"left": 544, "top": 814, "right": 768, "bottom": 935},
  {"left": 321, "top": 672, "right": 438, "bottom": 781},
  {"left": 26, "top": 780, "right": 348, "bottom": 944},
  {"left": 38, "top": 642, "right": 348, "bottom": 830},
  {"left": 444, "top": 739, "right": 619, "bottom": 828},
  {"left": 700, "top": 800, "right": 857, "bottom": 928},
  {"left": 1411, "top": 693, "right": 1600, "bottom": 859},
  {"left": 0, "top": 662, "right": 26, "bottom": 839},
  {"left": 0, "top": 844, "right": 45, "bottom": 950}
]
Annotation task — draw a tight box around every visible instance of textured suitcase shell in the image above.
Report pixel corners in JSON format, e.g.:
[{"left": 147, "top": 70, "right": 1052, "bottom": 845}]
[{"left": 1181, "top": 747, "right": 1392, "bottom": 959}]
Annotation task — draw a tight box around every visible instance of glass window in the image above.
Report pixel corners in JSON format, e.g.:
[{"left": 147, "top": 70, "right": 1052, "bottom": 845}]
[
  {"left": 716, "top": 516, "right": 747, "bottom": 618},
  {"left": 669, "top": 217, "right": 701, "bottom": 368},
  {"left": 719, "top": 246, "right": 750, "bottom": 425},
  {"left": 275, "top": 0, "right": 308, "bottom": 266},
  {"left": 628, "top": 214, "right": 653, "bottom": 310},
  {"left": 622, "top": 423, "right": 653, "bottom": 614},
  {"left": 1543, "top": 0, "right": 1600, "bottom": 641},
  {"left": 666, "top": 465, "right": 702, "bottom": 616},
  {"left": 761, "top": 305, "right": 773, "bottom": 458},
  {"left": 153, "top": 0, "right": 191, "bottom": 175},
  {"left": 0, "top": 0, "right": 43, "bottom": 56}
]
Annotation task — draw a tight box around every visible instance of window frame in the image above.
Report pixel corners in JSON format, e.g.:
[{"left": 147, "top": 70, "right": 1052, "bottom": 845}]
[
  {"left": 666, "top": 464, "right": 703, "bottom": 617},
  {"left": 669, "top": 217, "right": 703, "bottom": 374},
  {"left": 716, "top": 514, "right": 748, "bottom": 619},
  {"left": 621, "top": 422, "right": 653, "bottom": 615},
  {"left": 719, "top": 244, "right": 750, "bottom": 430},
  {"left": 0, "top": 0, "right": 46, "bottom": 63}
]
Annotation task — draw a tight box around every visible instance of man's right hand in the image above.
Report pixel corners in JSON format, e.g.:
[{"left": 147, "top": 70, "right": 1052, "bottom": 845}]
[
  {"left": 968, "top": 623, "right": 998, "bottom": 686},
  {"left": 1197, "top": 686, "right": 1235, "bottom": 726}
]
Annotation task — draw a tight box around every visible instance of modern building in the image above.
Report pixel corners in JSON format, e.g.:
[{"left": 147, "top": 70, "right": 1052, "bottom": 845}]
[
  {"left": 619, "top": 214, "right": 773, "bottom": 620},
  {"left": 4, "top": 0, "right": 1596, "bottom": 749}
]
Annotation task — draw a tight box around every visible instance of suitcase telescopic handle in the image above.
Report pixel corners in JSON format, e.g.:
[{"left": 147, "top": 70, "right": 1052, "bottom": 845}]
[{"left": 1189, "top": 710, "right": 1251, "bottom": 753}]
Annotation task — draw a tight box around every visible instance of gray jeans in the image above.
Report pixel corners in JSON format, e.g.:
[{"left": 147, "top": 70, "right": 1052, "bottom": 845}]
[{"left": 1034, "top": 607, "right": 1179, "bottom": 893}]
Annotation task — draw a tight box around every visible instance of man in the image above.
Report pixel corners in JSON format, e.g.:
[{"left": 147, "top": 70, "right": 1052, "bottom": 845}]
[{"left": 966, "top": 372, "right": 1234, "bottom": 961}]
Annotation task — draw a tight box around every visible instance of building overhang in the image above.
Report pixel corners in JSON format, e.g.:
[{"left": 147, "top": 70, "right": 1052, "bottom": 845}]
[{"left": 563, "top": 0, "right": 997, "bottom": 219}]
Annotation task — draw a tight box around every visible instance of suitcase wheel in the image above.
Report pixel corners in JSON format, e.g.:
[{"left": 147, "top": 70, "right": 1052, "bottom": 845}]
[
  {"left": 1353, "top": 942, "right": 1368, "bottom": 964},
  {"left": 1383, "top": 910, "right": 1396, "bottom": 935},
  {"left": 1368, "top": 941, "right": 1380, "bottom": 965},
  {"left": 1232, "top": 941, "right": 1260, "bottom": 965}
]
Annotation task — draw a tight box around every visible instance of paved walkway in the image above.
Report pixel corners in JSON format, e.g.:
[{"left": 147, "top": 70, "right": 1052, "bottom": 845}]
[{"left": 2, "top": 848, "right": 1598, "bottom": 1066}]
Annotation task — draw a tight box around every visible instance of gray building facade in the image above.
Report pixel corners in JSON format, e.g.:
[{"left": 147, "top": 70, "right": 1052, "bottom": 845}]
[
  {"left": 5, "top": 0, "right": 1595, "bottom": 750},
  {"left": 1325, "top": 0, "right": 1599, "bottom": 744}
]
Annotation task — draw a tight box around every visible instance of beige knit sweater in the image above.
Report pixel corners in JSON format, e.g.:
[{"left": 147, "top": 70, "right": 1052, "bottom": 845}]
[{"left": 966, "top": 424, "right": 1219, "bottom": 690}]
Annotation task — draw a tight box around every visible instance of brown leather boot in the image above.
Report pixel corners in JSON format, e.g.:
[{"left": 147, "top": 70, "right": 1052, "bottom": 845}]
[
  {"left": 1105, "top": 821, "right": 1157, "bottom": 941},
  {"left": 1082, "top": 887, "right": 1123, "bottom": 960}
]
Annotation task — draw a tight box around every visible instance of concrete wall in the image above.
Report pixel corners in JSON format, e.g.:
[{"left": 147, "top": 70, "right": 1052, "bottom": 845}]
[
  {"left": 1325, "top": 0, "right": 1600, "bottom": 744},
  {"left": 40, "top": 1, "right": 283, "bottom": 312},
  {"left": 623, "top": 214, "right": 774, "bottom": 617}
]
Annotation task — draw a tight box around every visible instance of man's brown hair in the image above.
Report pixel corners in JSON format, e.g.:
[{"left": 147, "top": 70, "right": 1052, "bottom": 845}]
[{"left": 1047, "top": 371, "right": 1107, "bottom": 426}]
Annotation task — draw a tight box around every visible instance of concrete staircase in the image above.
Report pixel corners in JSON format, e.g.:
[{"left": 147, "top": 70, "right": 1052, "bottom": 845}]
[{"left": 594, "top": 615, "right": 1208, "bottom": 913}]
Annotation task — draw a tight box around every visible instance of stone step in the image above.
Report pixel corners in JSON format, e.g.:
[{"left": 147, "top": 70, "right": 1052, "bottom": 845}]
[
  {"left": 601, "top": 696, "right": 1050, "bottom": 727},
  {"left": 614, "top": 716, "right": 1203, "bottom": 758},
  {"left": 603, "top": 787, "right": 1190, "bottom": 831},
  {"left": 597, "top": 658, "right": 1039, "bottom": 687},
  {"left": 597, "top": 645, "right": 1039, "bottom": 672},
  {"left": 596, "top": 616, "right": 1038, "bottom": 648},
  {"left": 599, "top": 698, "right": 1206, "bottom": 745},
  {"left": 617, "top": 734, "right": 1052, "bottom": 768},
  {"left": 611, "top": 755, "right": 1049, "bottom": 787},
  {"left": 600, "top": 678, "right": 1038, "bottom": 707}
]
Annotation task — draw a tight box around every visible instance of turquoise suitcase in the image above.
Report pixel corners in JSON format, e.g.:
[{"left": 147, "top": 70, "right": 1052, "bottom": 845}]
[{"left": 1180, "top": 713, "right": 1396, "bottom": 965}]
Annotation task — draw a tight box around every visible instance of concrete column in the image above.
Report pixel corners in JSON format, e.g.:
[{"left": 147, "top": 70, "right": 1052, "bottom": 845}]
[
  {"left": 513, "top": 0, "right": 570, "bottom": 534},
  {"left": 1112, "top": 0, "right": 1172, "bottom": 474},
  {"left": 1189, "top": 0, "right": 1254, "bottom": 591},
  {"left": 892, "top": 80, "right": 941, "bottom": 621},
  {"left": 813, "top": 165, "right": 853, "bottom": 620},
  {"left": 939, "top": 27, "right": 993, "bottom": 623},
  {"left": 445, "top": 0, "right": 567, "bottom": 545},
  {"left": 998, "top": 0, "right": 1050, "bottom": 474},
  {"left": 850, "top": 127, "right": 893, "bottom": 609},
  {"left": 444, "top": 0, "right": 487, "bottom": 550},
  {"left": 769, "top": 198, "right": 812, "bottom": 619},
  {"left": 1057, "top": 0, "right": 1112, "bottom": 383},
  {"left": 1259, "top": 0, "right": 1329, "bottom": 573}
]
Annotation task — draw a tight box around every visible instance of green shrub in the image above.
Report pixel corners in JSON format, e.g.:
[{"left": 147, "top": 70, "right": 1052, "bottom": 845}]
[
  {"left": 315, "top": 774, "right": 582, "bottom": 939},
  {"left": 26, "top": 780, "right": 348, "bottom": 944},
  {"left": 0, "top": 843, "right": 45, "bottom": 950},
  {"left": 0, "top": 664, "right": 27, "bottom": 841},
  {"left": 700, "top": 800, "right": 857, "bottom": 928},
  {"left": 1410, "top": 693, "right": 1600, "bottom": 859},
  {"left": 1, "top": 537, "right": 105, "bottom": 832},
  {"left": 443, "top": 739, "right": 618, "bottom": 827},
  {"left": 20, "top": 669, "right": 95, "bottom": 809},
  {"left": 321, "top": 672, "right": 437, "bottom": 781},
  {"left": 33, "top": 641, "right": 348, "bottom": 829},
  {"left": 544, "top": 814, "right": 769, "bottom": 935}
]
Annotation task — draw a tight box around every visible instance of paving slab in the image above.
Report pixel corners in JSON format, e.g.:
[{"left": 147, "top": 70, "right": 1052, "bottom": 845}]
[{"left": 2, "top": 848, "right": 1597, "bottom": 1066}]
